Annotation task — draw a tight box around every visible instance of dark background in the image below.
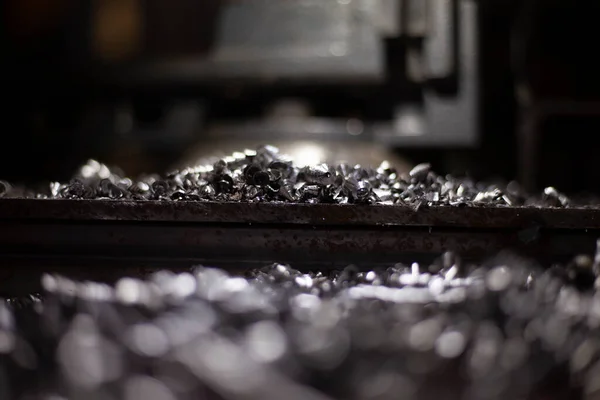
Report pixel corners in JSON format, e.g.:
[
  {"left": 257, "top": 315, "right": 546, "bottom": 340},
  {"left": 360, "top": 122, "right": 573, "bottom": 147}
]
[{"left": 3, "top": 0, "right": 600, "bottom": 194}]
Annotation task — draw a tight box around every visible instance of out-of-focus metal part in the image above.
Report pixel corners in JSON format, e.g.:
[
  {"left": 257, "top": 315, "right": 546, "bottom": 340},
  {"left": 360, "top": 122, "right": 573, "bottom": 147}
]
[
  {"left": 376, "top": 0, "right": 477, "bottom": 146},
  {"left": 181, "top": 95, "right": 411, "bottom": 169},
  {"left": 422, "top": 0, "right": 477, "bottom": 145},
  {"left": 425, "top": 0, "right": 455, "bottom": 79},
  {"left": 206, "top": 119, "right": 360, "bottom": 142},
  {"left": 177, "top": 137, "right": 411, "bottom": 172},
  {"left": 128, "top": 0, "right": 384, "bottom": 83},
  {"left": 407, "top": 47, "right": 426, "bottom": 83},
  {"left": 177, "top": 0, "right": 475, "bottom": 151},
  {"left": 393, "top": 106, "right": 427, "bottom": 137},
  {"left": 67, "top": 0, "right": 478, "bottom": 161},
  {"left": 404, "top": 0, "right": 430, "bottom": 37},
  {"left": 368, "top": 0, "right": 403, "bottom": 37},
  {"left": 265, "top": 99, "right": 313, "bottom": 120}
]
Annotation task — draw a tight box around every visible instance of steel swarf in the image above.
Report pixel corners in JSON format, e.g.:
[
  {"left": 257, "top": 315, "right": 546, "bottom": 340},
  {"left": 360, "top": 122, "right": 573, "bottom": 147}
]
[
  {"left": 3, "top": 245, "right": 600, "bottom": 399},
  {"left": 5, "top": 145, "right": 572, "bottom": 207}
]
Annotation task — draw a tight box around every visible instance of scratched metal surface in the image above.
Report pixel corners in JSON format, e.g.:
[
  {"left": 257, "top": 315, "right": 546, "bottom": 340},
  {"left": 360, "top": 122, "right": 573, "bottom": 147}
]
[
  {"left": 1, "top": 199, "right": 600, "bottom": 228},
  {"left": 0, "top": 199, "right": 599, "bottom": 294}
]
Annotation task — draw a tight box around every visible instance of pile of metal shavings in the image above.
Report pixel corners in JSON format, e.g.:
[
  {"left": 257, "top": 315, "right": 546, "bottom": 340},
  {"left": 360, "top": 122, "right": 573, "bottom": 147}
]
[
  {"left": 5, "top": 245, "right": 600, "bottom": 399},
  {"left": 0, "top": 145, "right": 571, "bottom": 208}
]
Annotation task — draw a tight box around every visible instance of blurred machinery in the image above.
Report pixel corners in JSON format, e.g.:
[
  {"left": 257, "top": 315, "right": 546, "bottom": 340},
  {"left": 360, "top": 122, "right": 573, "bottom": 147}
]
[
  {"left": 3, "top": 0, "right": 600, "bottom": 190},
  {"left": 90, "top": 0, "right": 478, "bottom": 145},
  {"left": 4, "top": 0, "right": 476, "bottom": 180}
]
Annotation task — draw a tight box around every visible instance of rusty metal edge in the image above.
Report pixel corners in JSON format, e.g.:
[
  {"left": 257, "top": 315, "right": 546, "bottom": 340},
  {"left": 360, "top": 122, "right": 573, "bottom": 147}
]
[{"left": 0, "top": 199, "right": 599, "bottom": 229}]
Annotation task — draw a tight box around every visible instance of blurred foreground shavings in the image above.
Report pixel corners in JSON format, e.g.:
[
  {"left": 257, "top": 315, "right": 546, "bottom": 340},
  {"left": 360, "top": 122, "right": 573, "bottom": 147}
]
[{"left": 4, "top": 247, "right": 600, "bottom": 400}]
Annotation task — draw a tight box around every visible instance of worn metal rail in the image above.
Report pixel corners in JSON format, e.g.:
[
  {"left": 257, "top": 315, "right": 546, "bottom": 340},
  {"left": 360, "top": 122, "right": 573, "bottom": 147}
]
[{"left": 0, "top": 199, "right": 599, "bottom": 274}]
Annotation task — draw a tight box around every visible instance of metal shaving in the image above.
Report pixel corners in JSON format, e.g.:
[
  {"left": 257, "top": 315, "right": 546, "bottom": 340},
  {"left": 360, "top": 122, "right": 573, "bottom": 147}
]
[
  {"left": 4, "top": 245, "right": 600, "bottom": 399},
  {"left": 0, "top": 145, "right": 572, "bottom": 208}
]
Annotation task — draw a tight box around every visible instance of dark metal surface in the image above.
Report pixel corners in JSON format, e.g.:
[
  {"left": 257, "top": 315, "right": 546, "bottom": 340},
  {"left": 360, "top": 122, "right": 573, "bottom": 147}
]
[
  {"left": 0, "top": 221, "right": 596, "bottom": 265},
  {"left": 0, "top": 198, "right": 599, "bottom": 294},
  {"left": 1, "top": 199, "right": 600, "bottom": 228},
  {"left": 125, "top": 0, "right": 384, "bottom": 83}
]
